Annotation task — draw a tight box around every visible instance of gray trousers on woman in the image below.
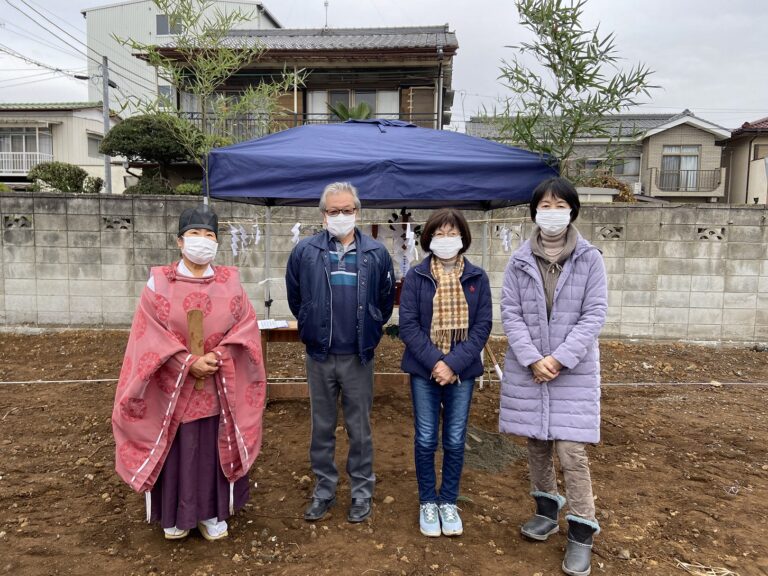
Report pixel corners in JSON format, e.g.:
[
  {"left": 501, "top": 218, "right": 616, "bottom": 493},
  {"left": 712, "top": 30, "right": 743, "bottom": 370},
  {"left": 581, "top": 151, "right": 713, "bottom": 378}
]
[
  {"left": 306, "top": 354, "right": 375, "bottom": 500},
  {"left": 527, "top": 438, "right": 596, "bottom": 522}
]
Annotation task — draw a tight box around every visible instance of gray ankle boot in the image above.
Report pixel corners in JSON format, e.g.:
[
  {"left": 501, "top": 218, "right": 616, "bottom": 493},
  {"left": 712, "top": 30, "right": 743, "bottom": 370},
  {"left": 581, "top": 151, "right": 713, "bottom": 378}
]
[
  {"left": 520, "top": 491, "right": 566, "bottom": 541},
  {"left": 562, "top": 515, "right": 600, "bottom": 576}
]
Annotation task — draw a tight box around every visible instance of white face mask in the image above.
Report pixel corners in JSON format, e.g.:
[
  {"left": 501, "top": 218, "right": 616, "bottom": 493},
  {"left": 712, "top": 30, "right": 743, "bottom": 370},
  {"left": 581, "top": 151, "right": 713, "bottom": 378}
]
[
  {"left": 535, "top": 208, "right": 571, "bottom": 235},
  {"left": 181, "top": 236, "right": 218, "bottom": 265},
  {"left": 326, "top": 213, "right": 356, "bottom": 239},
  {"left": 430, "top": 236, "right": 463, "bottom": 260}
]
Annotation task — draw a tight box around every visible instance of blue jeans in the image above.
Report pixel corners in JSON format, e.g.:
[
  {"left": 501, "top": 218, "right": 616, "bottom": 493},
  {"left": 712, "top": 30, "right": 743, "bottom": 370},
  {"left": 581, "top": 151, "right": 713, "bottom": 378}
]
[{"left": 410, "top": 375, "right": 475, "bottom": 505}]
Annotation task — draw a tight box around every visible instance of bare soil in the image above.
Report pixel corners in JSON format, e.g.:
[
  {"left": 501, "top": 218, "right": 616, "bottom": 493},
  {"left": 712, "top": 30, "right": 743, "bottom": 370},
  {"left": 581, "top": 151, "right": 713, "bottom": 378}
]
[{"left": 1, "top": 331, "right": 767, "bottom": 576}]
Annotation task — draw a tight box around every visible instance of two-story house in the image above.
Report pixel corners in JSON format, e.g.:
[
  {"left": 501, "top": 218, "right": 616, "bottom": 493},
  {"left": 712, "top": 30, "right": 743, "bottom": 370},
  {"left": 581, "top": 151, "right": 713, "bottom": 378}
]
[
  {"left": 466, "top": 109, "right": 731, "bottom": 203},
  {"left": 0, "top": 102, "right": 127, "bottom": 192}
]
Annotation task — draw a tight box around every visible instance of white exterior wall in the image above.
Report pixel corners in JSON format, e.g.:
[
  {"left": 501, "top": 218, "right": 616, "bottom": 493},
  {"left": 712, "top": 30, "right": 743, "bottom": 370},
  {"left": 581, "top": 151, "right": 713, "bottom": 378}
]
[{"left": 83, "top": 0, "right": 278, "bottom": 115}]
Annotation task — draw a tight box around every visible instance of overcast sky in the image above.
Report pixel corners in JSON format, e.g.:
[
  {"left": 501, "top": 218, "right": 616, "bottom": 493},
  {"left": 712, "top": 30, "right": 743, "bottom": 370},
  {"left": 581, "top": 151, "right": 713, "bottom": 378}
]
[{"left": 1, "top": 0, "right": 766, "bottom": 130}]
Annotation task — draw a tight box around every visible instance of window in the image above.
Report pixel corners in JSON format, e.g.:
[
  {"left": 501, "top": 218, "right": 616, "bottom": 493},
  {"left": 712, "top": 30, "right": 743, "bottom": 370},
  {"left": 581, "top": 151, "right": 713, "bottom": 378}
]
[
  {"left": 613, "top": 157, "right": 640, "bottom": 176},
  {"left": 354, "top": 90, "right": 376, "bottom": 115},
  {"left": 158, "top": 85, "right": 175, "bottom": 107},
  {"left": 0, "top": 127, "right": 52, "bottom": 154},
  {"left": 661, "top": 145, "right": 699, "bottom": 190},
  {"left": 88, "top": 135, "right": 103, "bottom": 158},
  {"left": 156, "top": 14, "right": 183, "bottom": 35},
  {"left": 754, "top": 144, "right": 768, "bottom": 160}
]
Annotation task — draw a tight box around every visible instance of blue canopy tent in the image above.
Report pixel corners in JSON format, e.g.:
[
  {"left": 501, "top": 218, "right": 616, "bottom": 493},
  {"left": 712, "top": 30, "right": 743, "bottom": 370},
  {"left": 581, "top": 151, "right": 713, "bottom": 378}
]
[
  {"left": 206, "top": 119, "right": 558, "bottom": 317},
  {"left": 207, "top": 119, "right": 558, "bottom": 209}
]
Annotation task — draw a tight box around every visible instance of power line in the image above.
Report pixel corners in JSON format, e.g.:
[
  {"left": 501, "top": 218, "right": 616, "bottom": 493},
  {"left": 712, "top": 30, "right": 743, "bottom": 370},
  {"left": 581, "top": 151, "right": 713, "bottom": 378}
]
[
  {"left": 0, "top": 19, "right": 85, "bottom": 59},
  {"left": 0, "top": 42, "right": 79, "bottom": 74},
  {"left": 5, "top": 0, "right": 158, "bottom": 93},
  {"left": 0, "top": 72, "right": 66, "bottom": 90}
]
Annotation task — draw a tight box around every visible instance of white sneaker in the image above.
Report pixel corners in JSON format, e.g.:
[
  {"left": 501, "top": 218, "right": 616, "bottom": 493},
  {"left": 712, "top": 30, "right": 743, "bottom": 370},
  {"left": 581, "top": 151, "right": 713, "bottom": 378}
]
[
  {"left": 198, "top": 517, "right": 228, "bottom": 541},
  {"left": 419, "top": 503, "right": 441, "bottom": 537},
  {"left": 438, "top": 503, "right": 463, "bottom": 536}
]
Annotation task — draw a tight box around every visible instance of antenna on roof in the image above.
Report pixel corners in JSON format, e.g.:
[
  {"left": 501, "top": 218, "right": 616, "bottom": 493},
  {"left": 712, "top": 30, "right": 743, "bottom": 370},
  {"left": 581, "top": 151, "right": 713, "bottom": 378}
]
[{"left": 324, "top": 0, "right": 329, "bottom": 28}]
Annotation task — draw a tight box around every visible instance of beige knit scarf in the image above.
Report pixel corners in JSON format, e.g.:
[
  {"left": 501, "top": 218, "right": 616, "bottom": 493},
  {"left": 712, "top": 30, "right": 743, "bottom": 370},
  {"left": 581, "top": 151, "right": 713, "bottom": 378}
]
[{"left": 430, "top": 255, "right": 469, "bottom": 354}]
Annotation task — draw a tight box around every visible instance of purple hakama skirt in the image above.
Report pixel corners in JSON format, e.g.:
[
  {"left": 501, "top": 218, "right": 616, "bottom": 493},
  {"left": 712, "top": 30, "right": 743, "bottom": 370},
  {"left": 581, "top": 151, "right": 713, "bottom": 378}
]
[{"left": 150, "top": 415, "right": 250, "bottom": 529}]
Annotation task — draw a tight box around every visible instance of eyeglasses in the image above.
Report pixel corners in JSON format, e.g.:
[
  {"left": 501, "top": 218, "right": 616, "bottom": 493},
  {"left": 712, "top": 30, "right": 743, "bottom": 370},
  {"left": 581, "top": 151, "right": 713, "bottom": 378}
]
[
  {"left": 433, "top": 231, "right": 461, "bottom": 238},
  {"left": 325, "top": 208, "right": 357, "bottom": 217}
]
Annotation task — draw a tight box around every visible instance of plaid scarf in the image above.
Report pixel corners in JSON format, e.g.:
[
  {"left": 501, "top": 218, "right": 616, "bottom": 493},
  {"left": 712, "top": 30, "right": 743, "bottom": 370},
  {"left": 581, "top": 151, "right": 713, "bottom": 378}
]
[{"left": 430, "top": 255, "right": 469, "bottom": 354}]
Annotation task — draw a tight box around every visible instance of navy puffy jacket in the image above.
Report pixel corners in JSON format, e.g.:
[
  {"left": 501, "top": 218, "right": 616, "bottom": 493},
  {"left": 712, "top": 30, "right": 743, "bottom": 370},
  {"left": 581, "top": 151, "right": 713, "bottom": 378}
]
[
  {"left": 286, "top": 229, "right": 395, "bottom": 364},
  {"left": 399, "top": 255, "right": 493, "bottom": 380}
]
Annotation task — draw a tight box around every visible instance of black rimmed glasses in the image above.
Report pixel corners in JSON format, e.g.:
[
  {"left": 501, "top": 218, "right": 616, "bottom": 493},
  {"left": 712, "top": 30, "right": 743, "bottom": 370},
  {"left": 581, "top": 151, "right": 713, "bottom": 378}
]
[{"left": 324, "top": 208, "right": 357, "bottom": 217}]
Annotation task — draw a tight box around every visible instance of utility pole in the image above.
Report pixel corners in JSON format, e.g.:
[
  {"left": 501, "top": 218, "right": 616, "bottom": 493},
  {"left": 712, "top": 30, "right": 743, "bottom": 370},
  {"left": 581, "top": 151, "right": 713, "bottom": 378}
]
[{"left": 102, "top": 55, "right": 112, "bottom": 194}]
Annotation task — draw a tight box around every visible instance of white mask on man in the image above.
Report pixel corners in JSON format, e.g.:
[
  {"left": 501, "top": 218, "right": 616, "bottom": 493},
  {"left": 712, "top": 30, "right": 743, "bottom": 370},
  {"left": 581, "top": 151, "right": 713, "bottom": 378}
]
[
  {"left": 182, "top": 236, "right": 218, "bottom": 265},
  {"left": 326, "top": 213, "right": 356, "bottom": 239},
  {"left": 535, "top": 208, "right": 571, "bottom": 235},
  {"left": 430, "top": 236, "right": 463, "bottom": 260}
]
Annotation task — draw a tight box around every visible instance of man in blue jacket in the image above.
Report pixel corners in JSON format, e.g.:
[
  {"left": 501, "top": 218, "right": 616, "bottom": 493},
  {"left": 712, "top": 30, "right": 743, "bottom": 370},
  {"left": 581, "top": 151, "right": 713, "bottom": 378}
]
[{"left": 286, "top": 182, "right": 395, "bottom": 523}]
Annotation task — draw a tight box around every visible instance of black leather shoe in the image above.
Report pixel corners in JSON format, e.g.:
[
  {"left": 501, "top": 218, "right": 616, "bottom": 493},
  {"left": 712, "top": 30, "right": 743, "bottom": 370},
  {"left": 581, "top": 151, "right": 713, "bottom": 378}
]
[
  {"left": 347, "top": 497, "right": 372, "bottom": 523},
  {"left": 304, "top": 497, "right": 335, "bottom": 521}
]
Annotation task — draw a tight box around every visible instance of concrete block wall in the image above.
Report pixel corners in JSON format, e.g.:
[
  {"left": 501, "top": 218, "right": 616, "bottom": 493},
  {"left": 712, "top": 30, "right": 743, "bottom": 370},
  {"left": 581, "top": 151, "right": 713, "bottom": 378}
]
[{"left": 0, "top": 193, "right": 766, "bottom": 344}]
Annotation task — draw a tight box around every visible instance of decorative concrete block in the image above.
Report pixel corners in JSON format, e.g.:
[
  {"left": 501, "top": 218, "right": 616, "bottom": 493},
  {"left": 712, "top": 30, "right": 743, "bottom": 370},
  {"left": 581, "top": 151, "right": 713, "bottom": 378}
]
[
  {"left": 655, "top": 291, "right": 690, "bottom": 308},
  {"left": 690, "top": 292, "right": 724, "bottom": 309},
  {"left": 689, "top": 308, "right": 723, "bottom": 324},
  {"left": 66, "top": 197, "right": 100, "bottom": 215},
  {"left": 724, "top": 276, "right": 758, "bottom": 293},
  {"left": 656, "top": 274, "right": 692, "bottom": 292}
]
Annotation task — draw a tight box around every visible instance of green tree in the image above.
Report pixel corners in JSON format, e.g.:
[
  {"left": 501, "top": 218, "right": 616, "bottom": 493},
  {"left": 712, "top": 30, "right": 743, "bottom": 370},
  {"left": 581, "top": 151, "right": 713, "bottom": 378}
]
[
  {"left": 100, "top": 114, "right": 193, "bottom": 181},
  {"left": 498, "top": 0, "right": 656, "bottom": 180},
  {"left": 118, "top": 0, "right": 304, "bottom": 195}
]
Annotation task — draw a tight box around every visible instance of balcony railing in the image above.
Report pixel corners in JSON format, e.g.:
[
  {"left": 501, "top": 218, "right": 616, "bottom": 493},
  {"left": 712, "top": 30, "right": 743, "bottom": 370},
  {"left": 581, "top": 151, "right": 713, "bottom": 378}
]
[
  {"left": 178, "top": 112, "right": 440, "bottom": 143},
  {"left": 0, "top": 152, "right": 54, "bottom": 175},
  {"left": 655, "top": 169, "right": 722, "bottom": 193}
]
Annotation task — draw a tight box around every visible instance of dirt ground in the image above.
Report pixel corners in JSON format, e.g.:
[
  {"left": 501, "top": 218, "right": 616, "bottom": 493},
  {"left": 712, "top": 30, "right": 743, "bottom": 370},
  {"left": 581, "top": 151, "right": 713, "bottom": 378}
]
[{"left": 1, "top": 331, "right": 767, "bottom": 576}]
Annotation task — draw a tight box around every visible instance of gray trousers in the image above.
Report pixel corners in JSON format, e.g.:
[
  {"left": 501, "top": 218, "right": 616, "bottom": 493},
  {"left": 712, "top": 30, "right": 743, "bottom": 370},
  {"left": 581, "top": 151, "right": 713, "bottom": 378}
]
[
  {"left": 527, "top": 438, "right": 596, "bottom": 522},
  {"left": 306, "top": 354, "right": 375, "bottom": 500}
]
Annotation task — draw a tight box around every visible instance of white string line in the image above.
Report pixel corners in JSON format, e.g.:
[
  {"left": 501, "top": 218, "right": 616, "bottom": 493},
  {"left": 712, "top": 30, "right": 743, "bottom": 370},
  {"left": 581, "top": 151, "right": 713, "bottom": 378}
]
[
  {"left": 1, "top": 378, "right": 767, "bottom": 387},
  {"left": 220, "top": 216, "right": 529, "bottom": 226}
]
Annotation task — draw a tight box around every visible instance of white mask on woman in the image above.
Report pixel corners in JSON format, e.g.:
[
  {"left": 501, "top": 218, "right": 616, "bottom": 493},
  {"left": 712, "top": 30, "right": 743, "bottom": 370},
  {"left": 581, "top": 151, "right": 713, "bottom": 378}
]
[
  {"left": 430, "top": 236, "right": 463, "bottom": 260},
  {"left": 182, "top": 236, "right": 218, "bottom": 265},
  {"left": 326, "top": 213, "right": 356, "bottom": 239},
  {"left": 535, "top": 208, "right": 571, "bottom": 235}
]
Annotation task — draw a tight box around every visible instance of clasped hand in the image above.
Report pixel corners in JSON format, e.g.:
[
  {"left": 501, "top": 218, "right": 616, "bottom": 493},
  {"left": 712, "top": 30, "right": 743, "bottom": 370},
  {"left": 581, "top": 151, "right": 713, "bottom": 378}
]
[
  {"left": 190, "top": 352, "right": 219, "bottom": 379},
  {"left": 432, "top": 360, "right": 457, "bottom": 386},
  {"left": 530, "top": 355, "right": 562, "bottom": 384}
]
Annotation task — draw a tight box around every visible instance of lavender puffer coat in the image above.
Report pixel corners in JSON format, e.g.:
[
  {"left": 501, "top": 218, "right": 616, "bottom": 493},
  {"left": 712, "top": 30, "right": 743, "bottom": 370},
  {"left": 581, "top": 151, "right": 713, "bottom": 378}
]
[{"left": 499, "top": 234, "right": 607, "bottom": 444}]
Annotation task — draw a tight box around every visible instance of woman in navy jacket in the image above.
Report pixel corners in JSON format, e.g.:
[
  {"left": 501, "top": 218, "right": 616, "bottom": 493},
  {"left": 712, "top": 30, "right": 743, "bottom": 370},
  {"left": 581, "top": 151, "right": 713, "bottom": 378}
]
[{"left": 399, "top": 208, "right": 492, "bottom": 538}]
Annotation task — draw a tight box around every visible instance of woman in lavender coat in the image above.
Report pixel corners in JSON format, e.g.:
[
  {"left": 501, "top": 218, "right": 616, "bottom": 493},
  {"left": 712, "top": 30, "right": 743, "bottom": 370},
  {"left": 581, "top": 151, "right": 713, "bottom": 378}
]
[{"left": 500, "top": 177, "right": 607, "bottom": 576}]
